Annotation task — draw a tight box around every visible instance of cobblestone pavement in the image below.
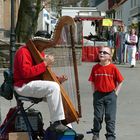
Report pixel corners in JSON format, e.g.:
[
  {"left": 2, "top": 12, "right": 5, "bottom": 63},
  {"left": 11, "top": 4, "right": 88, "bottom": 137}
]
[{"left": 0, "top": 62, "right": 140, "bottom": 140}]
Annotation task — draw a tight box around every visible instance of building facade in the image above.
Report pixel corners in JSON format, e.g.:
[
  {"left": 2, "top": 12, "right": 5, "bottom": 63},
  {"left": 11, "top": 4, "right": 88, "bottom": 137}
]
[
  {"left": 0, "top": 0, "right": 52, "bottom": 39},
  {"left": 95, "top": 0, "right": 135, "bottom": 27},
  {"left": 107, "top": 0, "right": 129, "bottom": 26},
  {"left": 129, "top": 0, "right": 140, "bottom": 28},
  {"left": 0, "top": 0, "right": 20, "bottom": 39},
  {"left": 37, "top": 8, "right": 57, "bottom": 34},
  {"left": 96, "top": 0, "right": 140, "bottom": 29}
]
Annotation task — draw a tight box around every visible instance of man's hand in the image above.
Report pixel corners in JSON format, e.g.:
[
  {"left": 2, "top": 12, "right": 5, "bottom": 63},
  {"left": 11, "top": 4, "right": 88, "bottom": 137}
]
[
  {"left": 44, "top": 55, "right": 54, "bottom": 66},
  {"left": 57, "top": 75, "right": 68, "bottom": 84}
]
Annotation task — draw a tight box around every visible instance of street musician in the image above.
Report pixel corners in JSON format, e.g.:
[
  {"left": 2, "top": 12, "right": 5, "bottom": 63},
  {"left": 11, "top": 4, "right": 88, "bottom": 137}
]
[{"left": 14, "top": 16, "right": 83, "bottom": 139}]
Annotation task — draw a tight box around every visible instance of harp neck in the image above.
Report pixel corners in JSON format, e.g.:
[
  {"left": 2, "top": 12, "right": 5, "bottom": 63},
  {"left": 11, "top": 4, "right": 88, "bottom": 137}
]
[{"left": 32, "top": 16, "right": 75, "bottom": 52}]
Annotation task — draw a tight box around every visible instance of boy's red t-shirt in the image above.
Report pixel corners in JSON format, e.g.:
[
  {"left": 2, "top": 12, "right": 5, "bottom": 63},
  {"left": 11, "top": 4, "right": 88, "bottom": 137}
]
[{"left": 88, "top": 63, "right": 124, "bottom": 93}]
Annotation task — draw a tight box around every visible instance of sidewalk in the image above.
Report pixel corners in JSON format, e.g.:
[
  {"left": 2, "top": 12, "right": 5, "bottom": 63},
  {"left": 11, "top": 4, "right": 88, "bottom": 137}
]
[{"left": 0, "top": 62, "right": 140, "bottom": 140}]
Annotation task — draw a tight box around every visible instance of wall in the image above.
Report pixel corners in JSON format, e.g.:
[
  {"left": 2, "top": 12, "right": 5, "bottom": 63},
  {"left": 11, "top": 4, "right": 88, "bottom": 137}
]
[
  {"left": 96, "top": 0, "right": 108, "bottom": 12},
  {"left": 0, "top": 0, "right": 20, "bottom": 38}
]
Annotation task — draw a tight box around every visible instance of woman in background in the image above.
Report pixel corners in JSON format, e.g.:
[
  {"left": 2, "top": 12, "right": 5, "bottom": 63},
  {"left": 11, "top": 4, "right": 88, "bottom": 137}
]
[{"left": 126, "top": 28, "right": 138, "bottom": 68}]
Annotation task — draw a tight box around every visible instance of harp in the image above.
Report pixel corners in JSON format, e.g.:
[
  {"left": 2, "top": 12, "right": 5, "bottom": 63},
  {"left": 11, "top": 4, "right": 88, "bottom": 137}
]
[{"left": 26, "top": 16, "right": 81, "bottom": 124}]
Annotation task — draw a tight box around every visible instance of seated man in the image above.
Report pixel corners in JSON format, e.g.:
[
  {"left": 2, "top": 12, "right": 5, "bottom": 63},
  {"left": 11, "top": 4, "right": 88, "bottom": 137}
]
[
  {"left": 14, "top": 29, "right": 84, "bottom": 139},
  {"left": 13, "top": 40, "right": 68, "bottom": 132}
]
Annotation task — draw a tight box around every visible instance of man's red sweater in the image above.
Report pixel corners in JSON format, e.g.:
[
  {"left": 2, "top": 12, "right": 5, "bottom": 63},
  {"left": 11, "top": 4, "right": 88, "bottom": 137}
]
[{"left": 14, "top": 45, "right": 46, "bottom": 87}]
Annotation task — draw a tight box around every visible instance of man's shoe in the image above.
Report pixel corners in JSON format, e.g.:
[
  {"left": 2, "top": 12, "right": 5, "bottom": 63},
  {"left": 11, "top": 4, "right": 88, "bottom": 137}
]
[
  {"left": 50, "top": 121, "right": 68, "bottom": 133},
  {"left": 76, "top": 133, "right": 84, "bottom": 140},
  {"left": 92, "top": 135, "right": 99, "bottom": 140}
]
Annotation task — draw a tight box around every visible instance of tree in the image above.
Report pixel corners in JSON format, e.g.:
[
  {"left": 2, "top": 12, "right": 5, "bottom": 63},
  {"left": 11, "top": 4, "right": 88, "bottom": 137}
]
[
  {"left": 52, "top": 0, "right": 83, "bottom": 17},
  {"left": 81, "top": 0, "right": 89, "bottom": 7},
  {"left": 15, "top": 0, "right": 42, "bottom": 43},
  {"left": 15, "top": 0, "right": 89, "bottom": 43}
]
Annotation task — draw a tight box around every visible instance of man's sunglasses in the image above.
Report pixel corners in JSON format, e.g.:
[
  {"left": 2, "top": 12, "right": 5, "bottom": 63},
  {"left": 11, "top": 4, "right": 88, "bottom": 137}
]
[{"left": 99, "top": 51, "right": 111, "bottom": 55}]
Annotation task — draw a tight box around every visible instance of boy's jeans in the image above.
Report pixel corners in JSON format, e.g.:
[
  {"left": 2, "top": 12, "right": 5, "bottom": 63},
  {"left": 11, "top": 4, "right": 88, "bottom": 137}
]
[{"left": 93, "top": 90, "right": 117, "bottom": 140}]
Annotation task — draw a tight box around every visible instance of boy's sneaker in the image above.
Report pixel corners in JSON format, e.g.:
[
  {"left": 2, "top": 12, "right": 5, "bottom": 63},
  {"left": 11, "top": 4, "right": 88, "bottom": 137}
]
[{"left": 92, "top": 135, "right": 99, "bottom": 140}]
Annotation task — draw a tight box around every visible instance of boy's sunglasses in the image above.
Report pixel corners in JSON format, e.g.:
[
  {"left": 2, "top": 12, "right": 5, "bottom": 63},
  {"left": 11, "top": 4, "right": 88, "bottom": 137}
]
[{"left": 99, "top": 51, "right": 111, "bottom": 55}]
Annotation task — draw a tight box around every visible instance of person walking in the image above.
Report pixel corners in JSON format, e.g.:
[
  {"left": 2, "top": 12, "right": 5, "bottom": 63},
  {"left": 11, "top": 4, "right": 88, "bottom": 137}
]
[
  {"left": 88, "top": 46, "right": 124, "bottom": 140},
  {"left": 126, "top": 28, "right": 138, "bottom": 68},
  {"left": 115, "top": 26, "right": 125, "bottom": 64},
  {"left": 123, "top": 31, "right": 129, "bottom": 63},
  {"left": 107, "top": 26, "right": 115, "bottom": 57}
]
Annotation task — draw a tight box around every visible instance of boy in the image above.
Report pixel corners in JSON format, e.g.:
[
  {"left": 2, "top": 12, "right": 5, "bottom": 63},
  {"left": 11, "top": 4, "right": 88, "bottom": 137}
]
[{"left": 88, "top": 46, "right": 124, "bottom": 140}]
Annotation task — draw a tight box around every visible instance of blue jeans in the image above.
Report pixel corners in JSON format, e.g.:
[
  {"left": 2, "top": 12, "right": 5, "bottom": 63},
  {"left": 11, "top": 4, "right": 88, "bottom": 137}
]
[
  {"left": 93, "top": 91, "right": 117, "bottom": 140},
  {"left": 116, "top": 46, "right": 123, "bottom": 63}
]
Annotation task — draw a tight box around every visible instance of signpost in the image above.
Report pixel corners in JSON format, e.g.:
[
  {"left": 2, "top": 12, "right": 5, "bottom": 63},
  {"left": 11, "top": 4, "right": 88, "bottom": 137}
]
[{"left": 10, "top": 0, "right": 16, "bottom": 73}]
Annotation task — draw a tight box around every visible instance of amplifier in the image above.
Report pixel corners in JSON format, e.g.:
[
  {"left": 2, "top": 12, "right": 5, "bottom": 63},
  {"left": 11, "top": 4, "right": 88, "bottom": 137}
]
[{"left": 15, "top": 109, "right": 43, "bottom": 132}]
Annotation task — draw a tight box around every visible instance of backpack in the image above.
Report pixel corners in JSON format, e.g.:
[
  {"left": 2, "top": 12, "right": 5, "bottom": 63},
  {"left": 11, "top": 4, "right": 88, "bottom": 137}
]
[
  {"left": 0, "top": 69, "right": 13, "bottom": 100},
  {"left": 14, "top": 108, "right": 44, "bottom": 138},
  {"left": 0, "top": 107, "right": 17, "bottom": 140}
]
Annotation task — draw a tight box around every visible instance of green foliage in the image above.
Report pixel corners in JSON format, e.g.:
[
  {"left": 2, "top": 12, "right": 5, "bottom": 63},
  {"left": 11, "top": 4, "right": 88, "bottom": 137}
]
[
  {"left": 130, "top": 23, "right": 138, "bottom": 29},
  {"left": 81, "top": 0, "right": 89, "bottom": 7}
]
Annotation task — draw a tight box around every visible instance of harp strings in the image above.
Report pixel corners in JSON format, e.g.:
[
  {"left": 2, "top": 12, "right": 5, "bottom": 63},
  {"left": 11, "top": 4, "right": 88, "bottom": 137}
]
[
  {"left": 62, "top": 26, "right": 77, "bottom": 109},
  {"left": 51, "top": 25, "right": 77, "bottom": 109}
]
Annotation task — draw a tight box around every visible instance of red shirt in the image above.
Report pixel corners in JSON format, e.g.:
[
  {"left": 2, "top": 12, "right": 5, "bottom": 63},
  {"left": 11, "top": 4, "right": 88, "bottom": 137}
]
[
  {"left": 14, "top": 45, "right": 46, "bottom": 87},
  {"left": 88, "top": 63, "right": 124, "bottom": 93},
  {"left": 116, "top": 32, "right": 121, "bottom": 48}
]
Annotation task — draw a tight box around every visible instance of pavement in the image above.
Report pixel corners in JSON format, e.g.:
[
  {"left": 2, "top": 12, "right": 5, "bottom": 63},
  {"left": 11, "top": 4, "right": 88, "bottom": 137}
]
[{"left": 0, "top": 62, "right": 140, "bottom": 140}]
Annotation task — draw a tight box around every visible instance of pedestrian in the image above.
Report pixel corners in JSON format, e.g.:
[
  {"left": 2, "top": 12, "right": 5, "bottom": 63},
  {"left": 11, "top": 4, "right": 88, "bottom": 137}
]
[
  {"left": 112, "top": 26, "right": 118, "bottom": 63},
  {"left": 88, "top": 46, "right": 124, "bottom": 140},
  {"left": 126, "top": 28, "right": 138, "bottom": 68},
  {"left": 115, "top": 26, "right": 125, "bottom": 64},
  {"left": 123, "top": 30, "right": 129, "bottom": 64},
  {"left": 107, "top": 26, "right": 115, "bottom": 57}
]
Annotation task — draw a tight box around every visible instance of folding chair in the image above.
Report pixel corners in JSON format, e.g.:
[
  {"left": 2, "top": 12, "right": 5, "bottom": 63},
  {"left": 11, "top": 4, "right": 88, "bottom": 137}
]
[{"left": 0, "top": 90, "right": 43, "bottom": 140}]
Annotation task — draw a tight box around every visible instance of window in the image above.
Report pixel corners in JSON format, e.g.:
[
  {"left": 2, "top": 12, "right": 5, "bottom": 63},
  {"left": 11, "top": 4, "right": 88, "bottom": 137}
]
[
  {"left": 134, "top": 0, "right": 137, "bottom": 7},
  {"left": 131, "top": 0, "right": 133, "bottom": 8}
]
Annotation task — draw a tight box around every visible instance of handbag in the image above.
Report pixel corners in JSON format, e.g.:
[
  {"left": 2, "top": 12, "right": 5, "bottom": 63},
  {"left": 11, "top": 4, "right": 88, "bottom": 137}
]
[
  {"left": 0, "top": 69, "right": 13, "bottom": 100},
  {"left": 125, "top": 41, "right": 136, "bottom": 45}
]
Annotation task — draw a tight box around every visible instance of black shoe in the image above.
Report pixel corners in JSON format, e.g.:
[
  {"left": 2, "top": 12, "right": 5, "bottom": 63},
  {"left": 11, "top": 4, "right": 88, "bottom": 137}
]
[
  {"left": 76, "top": 133, "right": 84, "bottom": 140},
  {"left": 130, "top": 65, "right": 134, "bottom": 68},
  {"left": 50, "top": 121, "right": 68, "bottom": 133}
]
